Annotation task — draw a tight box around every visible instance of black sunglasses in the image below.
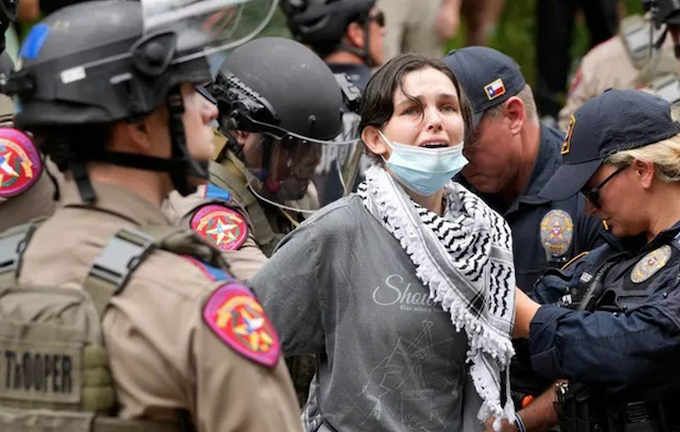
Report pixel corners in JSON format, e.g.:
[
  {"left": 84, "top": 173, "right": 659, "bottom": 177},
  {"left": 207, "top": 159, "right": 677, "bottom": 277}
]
[
  {"left": 365, "top": 11, "right": 385, "bottom": 27},
  {"left": 580, "top": 165, "right": 628, "bottom": 209}
]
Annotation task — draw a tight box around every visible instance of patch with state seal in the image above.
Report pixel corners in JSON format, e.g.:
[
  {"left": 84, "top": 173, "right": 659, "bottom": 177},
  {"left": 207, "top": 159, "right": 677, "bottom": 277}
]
[
  {"left": 540, "top": 210, "right": 574, "bottom": 258},
  {"left": 631, "top": 245, "right": 671, "bottom": 283},
  {"left": 190, "top": 204, "right": 247, "bottom": 251},
  {"left": 0, "top": 128, "right": 43, "bottom": 199},
  {"left": 203, "top": 283, "right": 280, "bottom": 368}
]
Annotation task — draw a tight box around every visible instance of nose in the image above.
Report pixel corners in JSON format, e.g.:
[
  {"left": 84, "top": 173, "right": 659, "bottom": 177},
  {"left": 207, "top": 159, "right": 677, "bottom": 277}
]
[
  {"left": 202, "top": 99, "right": 219, "bottom": 124},
  {"left": 424, "top": 106, "right": 443, "bottom": 132}
]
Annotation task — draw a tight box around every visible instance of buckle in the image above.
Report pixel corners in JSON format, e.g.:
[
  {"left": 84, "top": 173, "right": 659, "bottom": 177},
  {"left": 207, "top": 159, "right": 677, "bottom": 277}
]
[{"left": 89, "top": 228, "right": 156, "bottom": 292}]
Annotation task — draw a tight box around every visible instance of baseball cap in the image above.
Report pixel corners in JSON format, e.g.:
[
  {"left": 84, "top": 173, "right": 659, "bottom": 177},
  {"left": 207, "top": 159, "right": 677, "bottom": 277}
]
[
  {"left": 443, "top": 46, "right": 526, "bottom": 128},
  {"left": 540, "top": 89, "right": 680, "bottom": 201}
]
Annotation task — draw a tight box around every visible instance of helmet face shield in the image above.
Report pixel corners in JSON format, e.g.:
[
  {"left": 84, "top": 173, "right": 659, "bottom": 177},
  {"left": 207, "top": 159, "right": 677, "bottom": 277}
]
[
  {"left": 143, "top": 0, "right": 279, "bottom": 62},
  {"left": 241, "top": 126, "right": 361, "bottom": 212}
]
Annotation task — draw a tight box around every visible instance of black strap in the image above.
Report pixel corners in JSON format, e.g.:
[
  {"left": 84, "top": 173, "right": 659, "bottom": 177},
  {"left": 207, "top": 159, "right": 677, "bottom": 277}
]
[
  {"left": 84, "top": 227, "right": 156, "bottom": 316},
  {"left": 0, "top": 221, "right": 40, "bottom": 286}
]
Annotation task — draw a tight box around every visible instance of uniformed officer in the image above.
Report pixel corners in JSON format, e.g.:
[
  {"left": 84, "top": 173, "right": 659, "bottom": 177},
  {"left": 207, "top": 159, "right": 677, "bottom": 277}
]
[
  {"left": 0, "top": 1, "right": 302, "bottom": 431},
  {"left": 281, "top": 0, "right": 385, "bottom": 90},
  {"left": 164, "top": 37, "right": 353, "bottom": 279},
  {"left": 0, "top": 0, "right": 64, "bottom": 232},
  {"left": 508, "top": 89, "right": 680, "bottom": 432},
  {"left": 444, "top": 46, "right": 605, "bottom": 423},
  {"left": 558, "top": 13, "right": 678, "bottom": 131},
  {"left": 444, "top": 47, "right": 604, "bottom": 293}
]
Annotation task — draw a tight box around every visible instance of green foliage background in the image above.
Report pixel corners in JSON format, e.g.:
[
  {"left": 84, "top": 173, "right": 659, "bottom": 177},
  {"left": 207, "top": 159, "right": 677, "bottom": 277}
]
[{"left": 444, "top": 0, "right": 644, "bottom": 87}]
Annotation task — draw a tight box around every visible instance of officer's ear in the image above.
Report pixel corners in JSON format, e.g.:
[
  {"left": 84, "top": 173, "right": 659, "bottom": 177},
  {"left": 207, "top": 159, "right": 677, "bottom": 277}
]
[
  {"left": 232, "top": 130, "right": 251, "bottom": 147},
  {"left": 345, "top": 21, "right": 366, "bottom": 49},
  {"left": 118, "top": 109, "right": 167, "bottom": 155},
  {"left": 504, "top": 96, "right": 526, "bottom": 136},
  {"left": 362, "top": 126, "right": 388, "bottom": 157},
  {"left": 631, "top": 159, "right": 655, "bottom": 190}
]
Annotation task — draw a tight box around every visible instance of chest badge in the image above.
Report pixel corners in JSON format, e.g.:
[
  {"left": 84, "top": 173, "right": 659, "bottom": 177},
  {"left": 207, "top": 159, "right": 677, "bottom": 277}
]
[
  {"left": 631, "top": 245, "right": 671, "bottom": 283},
  {"left": 191, "top": 204, "right": 248, "bottom": 251},
  {"left": 203, "top": 283, "right": 280, "bottom": 368},
  {"left": 0, "top": 128, "right": 43, "bottom": 199},
  {"left": 540, "top": 210, "right": 574, "bottom": 258}
]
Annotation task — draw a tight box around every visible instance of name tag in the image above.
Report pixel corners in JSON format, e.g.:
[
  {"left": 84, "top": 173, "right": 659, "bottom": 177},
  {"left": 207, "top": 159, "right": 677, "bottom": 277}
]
[{"left": 0, "top": 339, "right": 81, "bottom": 404}]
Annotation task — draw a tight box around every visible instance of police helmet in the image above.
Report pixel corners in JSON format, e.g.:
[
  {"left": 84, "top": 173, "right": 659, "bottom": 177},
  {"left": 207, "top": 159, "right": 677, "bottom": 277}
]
[
  {"left": 281, "top": 0, "right": 375, "bottom": 50},
  {"left": 209, "top": 37, "right": 359, "bottom": 211},
  {"left": 6, "top": 0, "right": 277, "bottom": 198}
]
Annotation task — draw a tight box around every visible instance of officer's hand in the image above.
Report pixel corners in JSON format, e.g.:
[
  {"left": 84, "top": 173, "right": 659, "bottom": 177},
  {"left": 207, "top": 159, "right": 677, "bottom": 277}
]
[{"left": 484, "top": 417, "right": 519, "bottom": 432}]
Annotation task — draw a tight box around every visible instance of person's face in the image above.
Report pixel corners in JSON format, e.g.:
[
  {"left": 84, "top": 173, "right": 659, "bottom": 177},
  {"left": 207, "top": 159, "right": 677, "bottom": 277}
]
[
  {"left": 183, "top": 83, "right": 219, "bottom": 162},
  {"left": 583, "top": 164, "right": 646, "bottom": 238},
  {"left": 367, "top": 7, "right": 386, "bottom": 66},
  {"left": 378, "top": 67, "right": 465, "bottom": 153},
  {"left": 461, "top": 106, "right": 520, "bottom": 193}
]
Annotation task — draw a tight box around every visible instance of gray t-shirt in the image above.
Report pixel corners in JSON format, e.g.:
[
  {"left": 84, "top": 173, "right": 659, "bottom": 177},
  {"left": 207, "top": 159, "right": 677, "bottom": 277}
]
[{"left": 251, "top": 195, "right": 483, "bottom": 432}]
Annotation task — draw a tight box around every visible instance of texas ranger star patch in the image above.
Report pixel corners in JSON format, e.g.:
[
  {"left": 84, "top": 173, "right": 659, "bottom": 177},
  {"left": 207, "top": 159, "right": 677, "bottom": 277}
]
[
  {"left": 631, "top": 245, "right": 671, "bottom": 283},
  {"left": 0, "top": 128, "right": 43, "bottom": 199},
  {"left": 203, "top": 283, "right": 280, "bottom": 368},
  {"left": 191, "top": 205, "right": 247, "bottom": 251},
  {"left": 540, "top": 210, "right": 574, "bottom": 258}
]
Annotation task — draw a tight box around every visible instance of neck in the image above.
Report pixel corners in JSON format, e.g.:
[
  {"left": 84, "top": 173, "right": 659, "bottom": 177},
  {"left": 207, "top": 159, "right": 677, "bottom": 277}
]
[
  {"left": 645, "top": 181, "right": 680, "bottom": 242},
  {"left": 407, "top": 188, "right": 445, "bottom": 215},
  {"left": 498, "top": 120, "right": 540, "bottom": 204},
  {"left": 87, "top": 162, "right": 170, "bottom": 208},
  {"left": 324, "top": 49, "right": 366, "bottom": 65}
]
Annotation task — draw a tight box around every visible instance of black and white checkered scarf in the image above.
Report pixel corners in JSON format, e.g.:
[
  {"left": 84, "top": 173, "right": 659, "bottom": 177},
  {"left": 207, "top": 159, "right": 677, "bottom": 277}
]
[{"left": 358, "top": 165, "right": 517, "bottom": 427}]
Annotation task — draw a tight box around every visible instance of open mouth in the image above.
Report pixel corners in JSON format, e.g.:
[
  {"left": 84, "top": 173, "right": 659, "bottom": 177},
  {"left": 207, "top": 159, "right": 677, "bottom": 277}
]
[{"left": 420, "top": 142, "right": 448, "bottom": 149}]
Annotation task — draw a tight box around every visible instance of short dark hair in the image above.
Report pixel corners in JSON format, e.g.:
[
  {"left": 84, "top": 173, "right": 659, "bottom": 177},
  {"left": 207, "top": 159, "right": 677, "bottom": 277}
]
[{"left": 358, "top": 53, "right": 473, "bottom": 147}]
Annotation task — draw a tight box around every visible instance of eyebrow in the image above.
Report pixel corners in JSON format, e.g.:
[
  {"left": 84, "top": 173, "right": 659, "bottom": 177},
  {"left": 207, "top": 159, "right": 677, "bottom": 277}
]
[{"left": 395, "top": 92, "right": 459, "bottom": 109}]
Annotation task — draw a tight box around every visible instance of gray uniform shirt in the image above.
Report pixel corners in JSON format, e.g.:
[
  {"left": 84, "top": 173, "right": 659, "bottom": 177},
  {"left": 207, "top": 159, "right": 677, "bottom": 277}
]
[{"left": 251, "top": 195, "right": 483, "bottom": 432}]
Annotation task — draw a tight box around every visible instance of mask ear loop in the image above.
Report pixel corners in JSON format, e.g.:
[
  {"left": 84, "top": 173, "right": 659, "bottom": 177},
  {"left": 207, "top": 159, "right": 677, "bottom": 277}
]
[{"left": 376, "top": 129, "right": 392, "bottom": 165}]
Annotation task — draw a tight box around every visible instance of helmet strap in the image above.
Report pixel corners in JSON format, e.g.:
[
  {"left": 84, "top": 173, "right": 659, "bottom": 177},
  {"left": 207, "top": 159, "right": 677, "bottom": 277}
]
[
  {"left": 337, "top": 19, "right": 373, "bottom": 66},
  {"left": 166, "top": 85, "right": 209, "bottom": 196}
]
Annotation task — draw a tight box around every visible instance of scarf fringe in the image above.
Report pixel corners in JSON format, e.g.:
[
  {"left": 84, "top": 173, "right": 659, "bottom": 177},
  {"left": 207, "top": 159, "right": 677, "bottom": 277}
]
[{"left": 359, "top": 165, "right": 516, "bottom": 427}]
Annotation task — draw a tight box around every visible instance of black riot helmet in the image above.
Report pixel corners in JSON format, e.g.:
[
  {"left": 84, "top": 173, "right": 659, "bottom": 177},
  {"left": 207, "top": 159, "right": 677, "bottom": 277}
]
[
  {"left": 209, "top": 37, "right": 360, "bottom": 212},
  {"left": 4, "top": 0, "right": 277, "bottom": 200},
  {"left": 651, "top": 0, "right": 680, "bottom": 27},
  {"left": 281, "top": 0, "right": 377, "bottom": 63},
  {"left": 0, "top": 0, "right": 15, "bottom": 53}
]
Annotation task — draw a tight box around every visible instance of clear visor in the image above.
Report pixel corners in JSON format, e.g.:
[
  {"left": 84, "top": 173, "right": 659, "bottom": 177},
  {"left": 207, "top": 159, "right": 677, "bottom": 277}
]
[
  {"left": 64, "top": 0, "right": 277, "bottom": 75},
  {"left": 242, "top": 117, "right": 363, "bottom": 213},
  {"left": 143, "top": 0, "right": 279, "bottom": 62}
]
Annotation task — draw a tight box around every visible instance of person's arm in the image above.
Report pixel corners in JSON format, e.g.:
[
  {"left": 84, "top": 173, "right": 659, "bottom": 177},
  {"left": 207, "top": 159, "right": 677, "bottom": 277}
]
[
  {"left": 437, "top": 0, "right": 461, "bottom": 42},
  {"left": 528, "top": 289, "right": 680, "bottom": 398},
  {"left": 514, "top": 287, "right": 541, "bottom": 338},
  {"left": 484, "top": 385, "right": 559, "bottom": 432}
]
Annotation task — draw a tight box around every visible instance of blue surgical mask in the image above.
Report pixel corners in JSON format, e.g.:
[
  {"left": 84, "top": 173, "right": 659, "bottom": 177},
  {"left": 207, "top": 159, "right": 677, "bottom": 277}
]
[{"left": 378, "top": 130, "right": 468, "bottom": 196}]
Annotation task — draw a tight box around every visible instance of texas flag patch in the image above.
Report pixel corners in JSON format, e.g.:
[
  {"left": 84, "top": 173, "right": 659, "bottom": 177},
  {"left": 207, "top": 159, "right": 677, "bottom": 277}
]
[
  {"left": 203, "top": 283, "right": 280, "bottom": 368},
  {"left": 484, "top": 78, "right": 506, "bottom": 101}
]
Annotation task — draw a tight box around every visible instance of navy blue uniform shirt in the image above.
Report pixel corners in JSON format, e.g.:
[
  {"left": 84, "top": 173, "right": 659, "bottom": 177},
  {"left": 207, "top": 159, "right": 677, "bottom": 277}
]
[
  {"left": 459, "top": 125, "right": 604, "bottom": 292},
  {"left": 531, "top": 219, "right": 680, "bottom": 400}
]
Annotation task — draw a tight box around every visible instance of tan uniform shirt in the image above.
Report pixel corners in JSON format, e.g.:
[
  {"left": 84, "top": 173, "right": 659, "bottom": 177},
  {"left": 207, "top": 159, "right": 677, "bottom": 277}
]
[
  {"left": 559, "top": 33, "right": 677, "bottom": 130},
  {"left": 19, "top": 179, "right": 302, "bottom": 432}
]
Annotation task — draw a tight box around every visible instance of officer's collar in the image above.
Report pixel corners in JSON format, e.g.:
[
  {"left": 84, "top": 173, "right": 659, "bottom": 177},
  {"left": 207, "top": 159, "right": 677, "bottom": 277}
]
[
  {"left": 61, "top": 178, "right": 170, "bottom": 227},
  {"left": 601, "top": 218, "right": 680, "bottom": 256},
  {"left": 327, "top": 63, "right": 371, "bottom": 90}
]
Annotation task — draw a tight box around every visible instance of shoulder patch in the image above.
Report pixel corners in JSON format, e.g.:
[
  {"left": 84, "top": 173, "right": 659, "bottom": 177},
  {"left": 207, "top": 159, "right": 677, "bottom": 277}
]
[
  {"left": 631, "top": 245, "right": 671, "bottom": 283},
  {"left": 203, "top": 283, "right": 280, "bottom": 368},
  {"left": 191, "top": 204, "right": 248, "bottom": 251},
  {"left": 540, "top": 209, "right": 574, "bottom": 258},
  {"left": 0, "top": 128, "right": 43, "bottom": 199}
]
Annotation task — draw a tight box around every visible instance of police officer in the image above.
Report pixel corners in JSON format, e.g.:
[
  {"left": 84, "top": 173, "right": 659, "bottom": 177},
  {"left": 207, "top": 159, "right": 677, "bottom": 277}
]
[
  {"left": 510, "top": 89, "right": 680, "bottom": 432},
  {"left": 444, "top": 47, "right": 604, "bottom": 293},
  {"left": 164, "top": 37, "right": 352, "bottom": 278},
  {"left": 444, "top": 47, "right": 605, "bottom": 423},
  {"left": 559, "top": 12, "right": 678, "bottom": 131},
  {"left": 0, "top": 0, "right": 64, "bottom": 232},
  {"left": 0, "top": 1, "right": 302, "bottom": 431},
  {"left": 281, "top": 0, "right": 385, "bottom": 90},
  {"left": 162, "top": 37, "right": 353, "bottom": 407}
]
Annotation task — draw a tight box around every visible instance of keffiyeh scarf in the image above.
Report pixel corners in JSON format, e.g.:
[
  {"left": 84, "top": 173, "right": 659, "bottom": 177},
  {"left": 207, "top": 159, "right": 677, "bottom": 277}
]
[{"left": 358, "top": 165, "right": 517, "bottom": 427}]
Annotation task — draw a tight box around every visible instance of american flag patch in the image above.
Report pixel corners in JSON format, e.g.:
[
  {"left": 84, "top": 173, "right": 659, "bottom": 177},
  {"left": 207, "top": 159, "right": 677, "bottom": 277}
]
[{"left": 484, "top": 78, "right": 506, "bottom": 101}]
